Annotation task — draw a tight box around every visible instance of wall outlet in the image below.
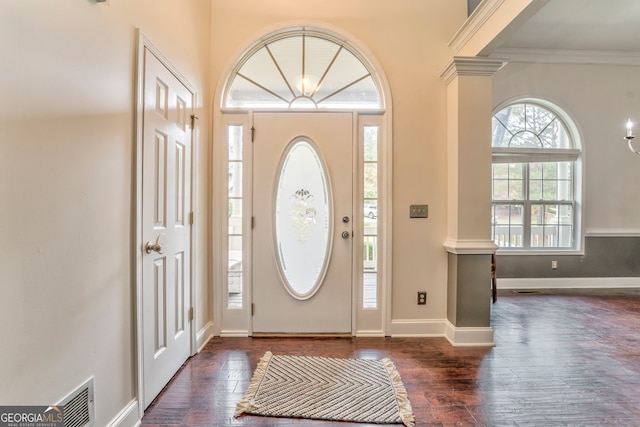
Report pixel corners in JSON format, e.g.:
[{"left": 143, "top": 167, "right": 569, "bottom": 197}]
[
  {"left": 417, "top": 291, "right": 427, "bottom": 305},
  {"left": 551, "top": 260, "right": 558, "bottom": 270}
]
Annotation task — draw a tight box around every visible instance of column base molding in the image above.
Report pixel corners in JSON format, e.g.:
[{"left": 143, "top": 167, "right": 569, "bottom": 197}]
[
  {"left": 445, "top": 321, "right": 495, "bottom": 347},
  {"left": 391, "top": 319, "right": 495, "bottom": 347}
]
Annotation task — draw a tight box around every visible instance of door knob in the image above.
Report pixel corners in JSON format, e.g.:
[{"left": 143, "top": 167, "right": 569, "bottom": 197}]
[
  {"left": 342, "top": 216, "right": 350, "bottom": 223},
  {"left": 145, "top": 234, "right": 164, "bottom": 254},
  {"left": 342, "top": 231, "right": 351, "bottom": 239}
]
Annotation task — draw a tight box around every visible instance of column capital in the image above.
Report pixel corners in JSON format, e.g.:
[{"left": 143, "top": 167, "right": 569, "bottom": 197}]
[
  {"left": 439, "top": 56, "right": 508, "bottom": 85},
  {"left": 444, "top": 239, "right": 498, "bottom": 255}
]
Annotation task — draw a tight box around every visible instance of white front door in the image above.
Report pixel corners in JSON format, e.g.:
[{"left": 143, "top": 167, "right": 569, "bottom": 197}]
[
  {"left": 252, "top": 112, "right": 353, "bottom": 334},
  {"left": 141, "top": 47, "right": 192, "bottom": 408}
]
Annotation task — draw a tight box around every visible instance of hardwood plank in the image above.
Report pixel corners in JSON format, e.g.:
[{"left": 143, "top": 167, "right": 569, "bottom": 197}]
[{"left": 142, "top": 289, "right": 640, "bottom": 426}]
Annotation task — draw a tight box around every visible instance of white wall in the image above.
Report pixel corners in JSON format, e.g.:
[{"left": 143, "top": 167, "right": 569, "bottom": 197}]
[
  {"left": 210, "top": 0, "right": 468, "bottom": 325},
  {"left": 0, "top": 1, "right": 211, "bottom": 425},
  {"left": 493, "top": 61, "right": 640, "bottom": 233}
]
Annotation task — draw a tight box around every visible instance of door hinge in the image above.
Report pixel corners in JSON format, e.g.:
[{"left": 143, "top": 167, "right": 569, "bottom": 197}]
[
  {"left": 189, "top": 211, "right": 194, "bottom": 225},
  {"left": 188, "top": 307, "right": 194, "bottom": 321},
  {"left": 251, "top": 216, "right": 255, "bottom": 229},
  {"left": 190, "top": 114, "right": 198, "bottom": 130},
  {"left": 251, "top": 126, "right": 255, "bottom": 142},
  {"left": 251, "top": 303, "right": 255, "bottom": 316}
]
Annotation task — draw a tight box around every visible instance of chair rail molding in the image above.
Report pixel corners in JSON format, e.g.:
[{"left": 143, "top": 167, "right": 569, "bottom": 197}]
[{"left": 444, "top": 238, "right": 498, "bottom": 255}]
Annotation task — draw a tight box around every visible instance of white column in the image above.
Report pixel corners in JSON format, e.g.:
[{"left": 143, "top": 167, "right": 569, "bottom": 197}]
[{"left": 439, "top": 57, "right": 506, "bottom": 345}]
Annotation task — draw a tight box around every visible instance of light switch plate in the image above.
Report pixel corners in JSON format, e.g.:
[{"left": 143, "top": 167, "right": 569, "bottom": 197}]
[{"left": 410, "top": 204, "right": 428, "bottom": 218}]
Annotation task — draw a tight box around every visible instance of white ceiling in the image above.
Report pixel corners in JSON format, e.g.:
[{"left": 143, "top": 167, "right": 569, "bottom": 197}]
[{"left": 494, "top": 0, "right": 640, "bottom": 56}]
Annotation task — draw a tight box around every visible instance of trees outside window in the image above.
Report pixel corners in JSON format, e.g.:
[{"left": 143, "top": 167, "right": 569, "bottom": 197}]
[{"left": 491, "top": 101, "right": 581, "bottom": 250}]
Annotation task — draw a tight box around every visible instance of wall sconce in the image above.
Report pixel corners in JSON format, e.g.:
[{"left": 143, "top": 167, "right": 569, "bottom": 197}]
[{"left": 624, "top": 119, "right": 640, "bottom": 155}]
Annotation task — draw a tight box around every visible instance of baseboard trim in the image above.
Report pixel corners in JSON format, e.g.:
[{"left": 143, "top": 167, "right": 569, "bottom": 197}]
[
  {"left": 196, "top": 321, "right": 214, "bottom": 353},
  {"left": 355, "top": 330, "right": 386, "bottom": 337},
  {"left": 444, "top": 321, "right": 495, "bottom": 347},
  {"left": 391, "top": 319, "right": 494, "bottom": 347},
  {"left": 107, "top": 399, "right": 140, "bottom": 427},
  {"left": 499, "top": 277, "right": 640, "bottom": 290},
  {"left": 391, "top": 319, "right": 446, "bottom": 337},
  {"left": 220, "top": 329, "right": 249, "bottom": 337}
]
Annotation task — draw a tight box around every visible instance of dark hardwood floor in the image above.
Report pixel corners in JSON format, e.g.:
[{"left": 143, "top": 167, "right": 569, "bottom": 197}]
[{"left": 141, "top": 289, "right": 640, "bottom": 426}]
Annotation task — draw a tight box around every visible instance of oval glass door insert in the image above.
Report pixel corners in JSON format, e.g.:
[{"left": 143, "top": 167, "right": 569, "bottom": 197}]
[{"left": 274, "top": 138, "right": 332, "bottom": 300}]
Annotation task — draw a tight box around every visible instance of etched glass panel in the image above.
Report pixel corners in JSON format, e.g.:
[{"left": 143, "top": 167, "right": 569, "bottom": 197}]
[{"left": 274, "top": 139, "right": 331, "bottom": 299}]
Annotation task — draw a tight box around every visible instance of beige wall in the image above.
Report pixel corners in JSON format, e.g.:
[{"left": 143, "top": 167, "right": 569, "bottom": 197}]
[
  {"left": 210, "top": 0, "right": 467, "bottom": 324},
  {"left": 0, "top": 1, "right": 211, "bottom": 425},
  {"left": 0, "top": 0, "right": 483, "bottom": 422},
  {"left": 3, "top": 3, "right": 634, "bottom": 422}
]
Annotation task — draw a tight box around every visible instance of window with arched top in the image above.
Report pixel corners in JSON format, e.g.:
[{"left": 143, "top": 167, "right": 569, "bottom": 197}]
[
  {"left": 224, "top": 30, "right": 382, "bottom": 109},
  {"left": 491, "top": 101, "right": 581, "bottom": 250}
]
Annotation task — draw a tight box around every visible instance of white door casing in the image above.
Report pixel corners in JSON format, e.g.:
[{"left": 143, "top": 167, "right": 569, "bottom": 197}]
[
  {"left": 137, "top": 38, "right": 195, "bottom": 410},
  {"left": 252, "top": 112, "right": 354, "bottom": 334},
  {"left": 216, "top": 26, "right": 393, "bottom": 337}
]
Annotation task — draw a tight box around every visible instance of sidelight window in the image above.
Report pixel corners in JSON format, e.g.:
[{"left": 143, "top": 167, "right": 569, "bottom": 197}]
[
  {"left": 227, "top": 125, "right": 244, "bottom": 308},
  {"left": 363, "top": 126, "right": 379, "bottom": 308}
]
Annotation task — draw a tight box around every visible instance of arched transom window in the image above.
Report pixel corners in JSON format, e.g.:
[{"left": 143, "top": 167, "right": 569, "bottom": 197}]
[
  {"left": 491, "top": 101, "right": 581, "bottom": 250},
  {"left": 224, "top": 29, "right": 382, "bottom": 109}
]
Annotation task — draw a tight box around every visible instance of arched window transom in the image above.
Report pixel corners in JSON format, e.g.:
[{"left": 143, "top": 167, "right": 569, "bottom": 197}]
[
  {"left": 224, "top": 30, "right": 381, "bottom": 109},
  {"left": 492, "top": 103, "right": 572, "bottom": 149}
]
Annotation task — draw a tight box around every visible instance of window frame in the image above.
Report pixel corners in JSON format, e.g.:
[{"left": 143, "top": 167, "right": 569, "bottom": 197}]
[
  {"left": 491, "top": 99, "right": 583, "bottom": 254},
  {"left": 215, "top": 26, "right": 393, "bottom": 336},
  {"left": 223, "top": 29, "right": 383, "bottom": 110}
]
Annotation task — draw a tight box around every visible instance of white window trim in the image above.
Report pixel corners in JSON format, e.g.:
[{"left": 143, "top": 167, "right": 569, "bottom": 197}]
[
  {"left": 492, "top": 99, "right": 583, "bottom": 254},
  {"left": 213, "top": 25, "right": 393, "bottom": 337}
]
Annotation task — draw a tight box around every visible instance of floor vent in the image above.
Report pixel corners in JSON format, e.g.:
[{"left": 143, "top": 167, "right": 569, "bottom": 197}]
[
  {"left": 513, "top": 290, "right": 543, "bottom": 294},
  {"left": 59, "top": 378, "right": 95, "bottom": 427}
]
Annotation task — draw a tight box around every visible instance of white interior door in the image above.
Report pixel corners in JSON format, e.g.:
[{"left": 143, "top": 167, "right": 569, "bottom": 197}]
[
  {"left": 141, "top": 47, "right": 192, "bottom": 408},
  {"left": 252, "top": 112, "right": 353, "bottom": 334}
]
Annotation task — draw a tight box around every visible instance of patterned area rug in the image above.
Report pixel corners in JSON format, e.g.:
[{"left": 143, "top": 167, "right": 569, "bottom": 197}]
[{"left": 235, "top": 351, "right": 415, "bottom": 426}]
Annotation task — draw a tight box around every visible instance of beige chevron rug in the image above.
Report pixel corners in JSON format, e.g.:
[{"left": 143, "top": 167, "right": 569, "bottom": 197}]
[{"left": 234, "top": 351, "right": 415, "bottom": 426}]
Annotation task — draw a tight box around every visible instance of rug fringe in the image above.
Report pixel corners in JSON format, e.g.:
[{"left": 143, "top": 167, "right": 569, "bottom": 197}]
[
  {"left": 234, "top": 351, "right": 273, "bottom": 418},
  {"left": 382, "top": 358, "right": 415, "bottom": 427}
]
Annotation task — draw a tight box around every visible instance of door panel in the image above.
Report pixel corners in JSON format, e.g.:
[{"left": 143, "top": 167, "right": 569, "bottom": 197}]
[
  {"left": 141, "top": 48, "right": 192, "bottom": 408},
  {"left": 252, "top": 112, "right": 353, "bottom": 334}
]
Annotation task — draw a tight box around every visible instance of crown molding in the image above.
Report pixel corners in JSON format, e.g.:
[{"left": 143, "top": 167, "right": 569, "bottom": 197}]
[
  {"left": 449, "top": 0, "right": 506, "bottom": 54},
  {"left": 440, "top": 56, "right": 508, "bottom": 84},
  {"left": 491, "top": 48, "right": 640, "bottom": 66}
]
